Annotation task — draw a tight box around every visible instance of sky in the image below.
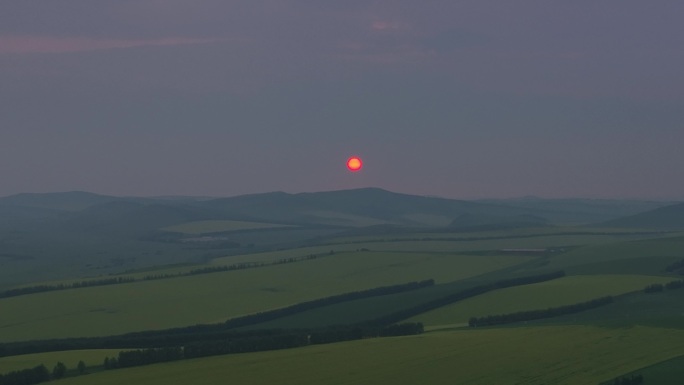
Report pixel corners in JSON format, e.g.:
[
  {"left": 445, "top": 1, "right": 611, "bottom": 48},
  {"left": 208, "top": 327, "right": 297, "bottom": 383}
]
[{"left": 1, "top": 1, "right": 683, "bottom": 200}]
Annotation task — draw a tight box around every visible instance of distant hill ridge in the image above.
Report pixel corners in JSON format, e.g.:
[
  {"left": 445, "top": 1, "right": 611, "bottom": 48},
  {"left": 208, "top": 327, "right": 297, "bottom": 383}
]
[
  {"left": 0, "top": 191, "right": 118, "bottom": 211},
  {"left": 599, "top": 202, "right": 684, "bottom": 229},
  {"left": 0, "top": 188, "right": 675, "bottom": 229}
]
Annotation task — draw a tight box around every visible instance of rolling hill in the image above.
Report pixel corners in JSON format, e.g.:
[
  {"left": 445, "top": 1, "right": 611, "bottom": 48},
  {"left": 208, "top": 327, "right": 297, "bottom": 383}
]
[
  {"left": 0, "top": 188, "right": 673, "bottom": 288},
  {"left": 600, "top": 202, "right": 684, "bottom": 229}
]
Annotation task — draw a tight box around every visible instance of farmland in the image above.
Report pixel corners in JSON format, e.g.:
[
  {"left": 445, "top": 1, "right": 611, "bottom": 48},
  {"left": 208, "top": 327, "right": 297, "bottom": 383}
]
[
  {"left": 48, "top": 326, "right": 684, "bottom": 385},
  {"left": 1, "top": 190, "right": 684, "bottom": 384},
  {"left": 409, "top": 274, "right": 674, "bottom": 328},
  {"left": 0, "top": 251, "right": 530, "bottom": 342}
]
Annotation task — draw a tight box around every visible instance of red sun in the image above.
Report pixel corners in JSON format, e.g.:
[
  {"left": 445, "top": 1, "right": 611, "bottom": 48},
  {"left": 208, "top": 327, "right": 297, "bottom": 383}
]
[{"left": 347, "top": 156, "right": 363, "bottom": 172}]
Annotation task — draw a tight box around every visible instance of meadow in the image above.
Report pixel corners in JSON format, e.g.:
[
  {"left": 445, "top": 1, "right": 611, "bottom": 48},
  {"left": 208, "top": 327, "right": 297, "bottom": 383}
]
[
  {"left": 545, "top": 234, "right": 684, "bottom": 273},
  {"left": 0, "top": 251, "right": 530, "bottom": 341},
  {"left": 45, "top": 325, "right": 684, "bottom": 385},
  {"left": 408, "top": 274, "right": 674, "bottom": 328},
  {"left": 608, "top": 354, "right": 684, "bottom": 384},
  {"left": 2, "top": 210, "right": 683, "bottom": 384}
]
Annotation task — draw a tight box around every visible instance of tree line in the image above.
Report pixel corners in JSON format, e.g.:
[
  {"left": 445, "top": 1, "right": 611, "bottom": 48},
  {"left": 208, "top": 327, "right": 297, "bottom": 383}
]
[
  {"left": 101, "top": 323, "right": 424, "bottom": 369},
  {"left": 365, "top": 271, "right": 566, "bottom": 326},
  {"left": 0, "top": 271, "right": 565, "bottom": 372},
  {"left": 0, "top": 360, "right": 87, "bottom": 385},
  {"left": 0, "top": 272, "right": 561, "bottom": 359},
  {"left": 222, "top": 279, "right": 434, "bottom": 329},
  {"left": 0, "top": 365, "right": 49, "bottom": 385},
  {"left": 665, "top": 258, "right": 684, "bottom": 274},
  {"left": 0, "top": 279, "right": 432, "bottom": 358},
  {"left": 0, "top": 253, "right": 327, "bottom": 300},
  {"left": 1, "top": 323, "right": 422, "bottom": 382},
  {"left": 605, "top": 373, "right": 643, "bottom": 385},
  {"left": 643, "top": 279, "right": 684, "bottom": 293},
  {"left": 0, "top": 277, "right": 135, "bottom": 299},
  {"left": 468, "top": 296, "right": 614, "bottom": 327}
]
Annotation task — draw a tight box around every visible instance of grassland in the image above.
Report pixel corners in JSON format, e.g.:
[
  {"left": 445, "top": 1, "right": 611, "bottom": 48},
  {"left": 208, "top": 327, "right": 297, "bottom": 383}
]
[
  {"left": 408, "top": 274, "right": 674, "bottom": 328},
  {"left": 532, "top": 285, "right": 684, "bottom": 329},
  {"left": 50, "top": 325, "right": 684, "bottom": 385},
  {"left": 162, "top": 220, "right": 294, "bottom": 234},
  {"left": 0, "top": 251, "right": 531, "bottom": 341},
  {"left": 608, "top": 354, "right": 684, "bottom": 384},
  {"left": 3, "top": 221, "right": 682, "bottom": 383},
  {"left": 209, "top": 231, "right": 635, "bottom": 267},
  {"left": 105, "top": 228, "right": 656, "bottom": 281},
  {"left": 545, "top": 234, "right": 684, "bottom": 273}
]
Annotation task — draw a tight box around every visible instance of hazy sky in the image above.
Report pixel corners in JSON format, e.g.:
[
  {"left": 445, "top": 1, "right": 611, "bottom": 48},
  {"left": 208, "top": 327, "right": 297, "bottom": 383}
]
[{"left": 1, "top": 1, "right": 683, "bottom": 199}]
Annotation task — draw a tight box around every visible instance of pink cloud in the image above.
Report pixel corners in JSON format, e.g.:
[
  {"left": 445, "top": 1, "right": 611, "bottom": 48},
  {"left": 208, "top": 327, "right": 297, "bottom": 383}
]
[{"left": 0, "top": 36, "right": 227, "bottom": 54}]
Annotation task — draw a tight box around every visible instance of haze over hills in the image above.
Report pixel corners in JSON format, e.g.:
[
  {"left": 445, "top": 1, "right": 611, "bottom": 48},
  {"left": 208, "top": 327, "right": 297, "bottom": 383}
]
[
  {"left": 1, "top": 188, "right": 671, "bottom": 227},
  {"left": 477, "top": 196, "right": 671, "bottom": 225},
  {"left": 0, "top": 187, "right": 678, "bottom": 288},
  {"left": 0, "top": 188, "right": 675, "bottom": 236},
  {"left": 2, "top": 189, "right": 684, "bottom": 385},
  {"left": 599, "top": 202, "right": 684, "bottom": 229}
]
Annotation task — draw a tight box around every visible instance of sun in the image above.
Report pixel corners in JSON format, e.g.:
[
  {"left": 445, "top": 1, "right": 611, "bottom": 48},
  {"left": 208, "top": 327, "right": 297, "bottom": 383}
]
[{"left": 347, "top": 156, "right": 363, "bottom": 172}]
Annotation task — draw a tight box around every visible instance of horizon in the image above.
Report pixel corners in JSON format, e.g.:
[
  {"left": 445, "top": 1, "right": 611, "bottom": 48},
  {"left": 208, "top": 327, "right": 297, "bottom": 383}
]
[
  {"left": 0, "top": 187, "right": 680, "bottom": 203},
  {"left": 2, "top": 2, "right": 684, "bottom": 200}
]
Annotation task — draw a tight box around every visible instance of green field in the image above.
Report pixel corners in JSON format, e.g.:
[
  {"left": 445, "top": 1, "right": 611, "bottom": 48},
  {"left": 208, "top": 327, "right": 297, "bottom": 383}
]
[
  {"left": 0, "top": 251, "right": 530, "bottom": 341},
  {"left": 162, "top": 220, "right": 294, "bottom": 234},
  {"left": 608, "top": 354, "right": 684, "bottom": 384},
  {"left": 48, "top": 326, "right": 684, "bottom": 385},
  {"left": 531, "top": 285, "right": 684, "bottom": 329},
  {"left": 71, "top": 230, "right": 650, "bottom": 284},
  {"left": 409, "top": 274, "right": 674, "bottom": 328},
  {"left": 2, "top": 216, "right": 683, "bottom": 383},
  {"left": 546, "top": 235, "right": 684, "bottom": 272}
]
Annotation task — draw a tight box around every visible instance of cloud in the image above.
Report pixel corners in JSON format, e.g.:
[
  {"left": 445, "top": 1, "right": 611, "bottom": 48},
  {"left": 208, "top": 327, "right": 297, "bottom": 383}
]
[
  {"left": 0, "top": 36, "right": 227, "bottom": 54},
  {"left": 371, "top": 20, "right": 404, "bottom": 31}
]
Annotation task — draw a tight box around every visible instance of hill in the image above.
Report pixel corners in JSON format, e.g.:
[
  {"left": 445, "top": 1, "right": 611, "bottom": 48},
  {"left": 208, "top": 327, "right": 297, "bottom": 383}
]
[
  {"left": 199, "top": 188, "right": 541, "bottom": 227},
  {"left": 477, "top": 196, "right": 670, "bottom": 225},
  {"left": 0, "top": 188, "right": 672, "bottom": 288},
  {"left": 0, "top": 191, "right": 120, "bottom": 212},
  {"left": 600, "top": 202, "right": 684, "bottom": 229}
]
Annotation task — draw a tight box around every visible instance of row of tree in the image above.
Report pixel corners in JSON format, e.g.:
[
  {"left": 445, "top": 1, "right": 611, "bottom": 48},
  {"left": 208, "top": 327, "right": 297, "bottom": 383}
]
[
  {"left": 468, "top": 296, "right": 614, "bottom": 327},
  {"left": 643, "top": 279, "right": 684, "bottom": 293},
  {"left": 0, "top": 361, "right": 87, "bottom": 385},
  {"left": 102, "top": 323, "right": 423, "bottom": 369},
  {"left": 0, "top": 365, "right": 49, "bottom": 385},
  {"left": 317, "top": 230, "right": 660, "bottom": 247},
  {"left": 0, "top": 252, "right": 328, "bottom": 300},
  {"left": 0, "top": 277, "right": 134, "bottom": 299},
  {"left": 0, "top": 279, "right": 432, "bottom": 358},
  {"left": 366, "top": 271, "right": 566, "bottom": 326},
  {"left": 665, "top": 258, "right": 684, "bottom": 274},
  {"left": 223, "top": 279, "right": 434, "bottom": 329},
  {"left": 606, "top": 373, "right": 643, "bottom": 385}
]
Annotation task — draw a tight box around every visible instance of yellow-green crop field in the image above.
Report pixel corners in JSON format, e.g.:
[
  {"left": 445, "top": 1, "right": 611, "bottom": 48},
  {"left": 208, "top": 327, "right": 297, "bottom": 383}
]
[
  {"left": 547, "top": 235, "right": 684, "bottom": 270},
  {"left": 409, "top": 274, "right": 674, "bottom": 328},
  {"left": 50, "top": 325, "right": 684, "bottom": 385},
  {"left": 0, "top": 251, "right": 530, "bottom": 342}
]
